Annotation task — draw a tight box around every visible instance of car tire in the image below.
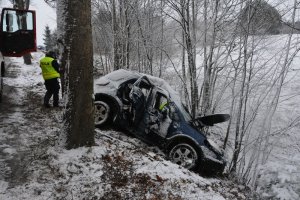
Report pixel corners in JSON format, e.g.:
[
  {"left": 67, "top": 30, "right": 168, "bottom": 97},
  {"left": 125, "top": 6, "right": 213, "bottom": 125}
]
[
  {"left": 1, "top": 62, "right": 5, "bottom": 77},
  {"left": 0, "top": 79, "right": 2, "bottom": 103},
  {"left": 167, "top": 141, "right": 201, "bottom": 171},
  {"left": 94, "top": 100, "right": 113, "bottom": 127}
]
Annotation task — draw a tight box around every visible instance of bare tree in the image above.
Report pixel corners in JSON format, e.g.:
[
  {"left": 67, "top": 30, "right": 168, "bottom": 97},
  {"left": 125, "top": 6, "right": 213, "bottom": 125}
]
[{"left": 164, "top": 0, "right": 198, "bottom": 117}]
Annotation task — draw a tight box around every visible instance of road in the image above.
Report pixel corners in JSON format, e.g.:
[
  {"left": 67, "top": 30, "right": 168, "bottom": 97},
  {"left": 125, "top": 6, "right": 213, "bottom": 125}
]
[{"left": 0, "top": 59, "right": 62, "bottom": 189}]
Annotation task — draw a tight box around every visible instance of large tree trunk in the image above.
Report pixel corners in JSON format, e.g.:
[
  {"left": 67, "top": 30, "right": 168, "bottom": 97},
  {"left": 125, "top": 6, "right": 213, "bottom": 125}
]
[{"left": 59, "top": 0, "right": 95, "bottom": 149}]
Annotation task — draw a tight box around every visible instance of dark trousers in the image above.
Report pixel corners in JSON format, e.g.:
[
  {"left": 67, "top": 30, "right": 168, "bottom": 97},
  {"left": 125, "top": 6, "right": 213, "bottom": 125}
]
[{"left": 44, "top": 78, "right": 60, "bottom": 106}]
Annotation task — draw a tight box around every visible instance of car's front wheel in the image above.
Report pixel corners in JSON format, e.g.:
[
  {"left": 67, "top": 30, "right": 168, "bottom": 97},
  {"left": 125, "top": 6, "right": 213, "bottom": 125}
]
[
  {"left": 168, "top": 142, "right": 200, "bottom": 170},
  {"left": 94, "top": 101, "right": 112, "bottom": 127}
]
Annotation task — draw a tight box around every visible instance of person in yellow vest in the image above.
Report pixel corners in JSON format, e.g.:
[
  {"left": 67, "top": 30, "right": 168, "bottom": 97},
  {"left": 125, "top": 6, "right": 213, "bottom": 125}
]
[{"left": 40, "top": 51, "right": 60, "bottom": 108}]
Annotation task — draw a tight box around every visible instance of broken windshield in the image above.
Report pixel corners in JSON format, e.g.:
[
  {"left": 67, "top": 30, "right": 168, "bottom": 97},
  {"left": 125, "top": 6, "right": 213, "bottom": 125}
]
[{"left": 172, "top": 101, "right": 192, "bottom": 122}]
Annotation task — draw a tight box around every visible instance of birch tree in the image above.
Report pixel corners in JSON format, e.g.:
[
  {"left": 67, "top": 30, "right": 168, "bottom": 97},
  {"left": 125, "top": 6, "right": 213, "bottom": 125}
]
[
  {"left": 92, "top": 0, "right": 171, "bottom": 76},
  {"left": 165, "top": 0, "right": 198, "bottom": 117}
]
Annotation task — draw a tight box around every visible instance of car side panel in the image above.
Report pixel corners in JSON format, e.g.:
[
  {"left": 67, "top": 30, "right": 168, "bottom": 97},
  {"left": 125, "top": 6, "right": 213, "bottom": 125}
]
[{"left": 167, "top": 121, "right": 207, "bottom": 146}]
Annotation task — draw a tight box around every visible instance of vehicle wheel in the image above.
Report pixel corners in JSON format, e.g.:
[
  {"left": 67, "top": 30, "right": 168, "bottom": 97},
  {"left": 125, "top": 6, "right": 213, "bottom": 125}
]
[
  {"left": 168, "top": 142, "right": 201, "bottom": 170},
  {"left": 0, "top": 77, "right": 3, "bottom": 102},
  {"left": 94, "top": 101, "right": 112, "bottom": 127},
  {"left": 1, "top": 62, "right": 5, "bottom": 77},
  {"left": 0, "top": 84, "right": 2, "bottom": 102}
]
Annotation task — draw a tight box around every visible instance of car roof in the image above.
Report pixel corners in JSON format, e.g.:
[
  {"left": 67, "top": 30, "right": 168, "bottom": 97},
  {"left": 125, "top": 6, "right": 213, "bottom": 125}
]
[
  {"left": 94, "top": 69, "right": 141, "bottom": 88},
  {"left": 95, "top": 69, "right": 182, "bottom": 103},
  {"left": 104, "top": 70, "right": 177, "bottom": 93},
  {"left": 104, "top": 69, "right": 141, "bottom": 82}
]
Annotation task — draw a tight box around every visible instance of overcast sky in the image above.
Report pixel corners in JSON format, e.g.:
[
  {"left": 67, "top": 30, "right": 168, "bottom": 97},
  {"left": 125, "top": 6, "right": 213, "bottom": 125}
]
[{"left": 30, "top": 0, "right": 56, "bottom": 46}]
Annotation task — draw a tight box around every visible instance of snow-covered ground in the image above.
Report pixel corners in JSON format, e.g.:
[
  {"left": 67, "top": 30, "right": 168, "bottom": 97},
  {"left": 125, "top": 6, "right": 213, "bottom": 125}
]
[
  {"left": 0, "top": 53, "right": 255, "bottom": 199},
  {"left": 1, "top": 37, "right": 299, "bottom": 200},
  {"left": 148, "top": 35, "right": 300, "bottom": 199},
  {"left": 254, "top": 36, "right": 300, "bottom": 199}
]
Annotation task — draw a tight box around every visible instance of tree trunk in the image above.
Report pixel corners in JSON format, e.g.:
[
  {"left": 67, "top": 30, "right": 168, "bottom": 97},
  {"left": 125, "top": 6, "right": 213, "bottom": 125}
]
[
  {"left": 180, "top": 0, "right": 189, "bottom": 107},
  {"left": 125, "top": 0, "right": 130, "bottom": 69},
  {"left": 201, "top": 0, "right": 219, "bottom": 115},
  {"left": 159, "top": 0, "right": 164, "bottom": 78},
  {"left": 180, "top": 0, "right": 197, "bottom": 117},
  {"left": 112, "top": 0, "right": 121, "bottom": 70},
  {"left": 14, "top": 0, "right": 32, "bottom": 65},
  {"left": 60, "top": 0, "right": 95, "bottom": 149}
]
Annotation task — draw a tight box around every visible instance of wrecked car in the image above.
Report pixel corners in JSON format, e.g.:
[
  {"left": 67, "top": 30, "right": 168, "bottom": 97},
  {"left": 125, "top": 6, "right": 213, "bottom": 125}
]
[{"left": 94, "top": 69, "right": 228, "bottom": 174}]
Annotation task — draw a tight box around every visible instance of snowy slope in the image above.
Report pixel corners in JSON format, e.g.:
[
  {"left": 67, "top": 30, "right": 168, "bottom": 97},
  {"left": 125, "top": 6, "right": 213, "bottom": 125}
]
[
  {"left": 0, "top": 53, "right": 255, "bottom": 199},
  {"left": 254, "top": 37, "right": 300, "bottom": 199}
]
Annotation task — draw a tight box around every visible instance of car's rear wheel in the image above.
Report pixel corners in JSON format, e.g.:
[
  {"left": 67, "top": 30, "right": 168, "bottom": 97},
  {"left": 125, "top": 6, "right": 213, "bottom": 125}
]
[
  {"left": 94, "top": 101, "right": 112, "bottom": 127},
  {"left": 1, "top": 62, "right": 5, "bottom": 77},
  {"left": 168, "top": 142, "right": 200, "bottom": 170},
  {"left": 0, "top": 78, "right": 2, "bottom": 103}
]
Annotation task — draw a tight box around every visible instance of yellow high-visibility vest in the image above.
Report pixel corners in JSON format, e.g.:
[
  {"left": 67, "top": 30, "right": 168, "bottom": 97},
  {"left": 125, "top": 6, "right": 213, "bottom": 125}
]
[
  {"left": 40, "top": 57, "right": 60, "bottom": 80},
  {"left": 159, "top": 101, "right": 168, "bottom": 111}
]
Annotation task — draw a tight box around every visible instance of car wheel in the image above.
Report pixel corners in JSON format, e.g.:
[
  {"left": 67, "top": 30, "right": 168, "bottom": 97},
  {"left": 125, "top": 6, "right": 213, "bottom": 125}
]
[
  {"left": 0, "top": 80, "right": 2, "bottom": 102},
  {"left": 1, "top": 62, "right": 5, "bottom": 77},
  {"left": 94, "top": 101, "right": 112, "bottom": 127},
  {"left": 168, "top": 142, "right": 200, "bottom": 170}
]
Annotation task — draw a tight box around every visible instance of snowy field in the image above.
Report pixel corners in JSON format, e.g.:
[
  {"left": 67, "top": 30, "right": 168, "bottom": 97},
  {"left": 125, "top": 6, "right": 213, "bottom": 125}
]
[
  {"left": 255, "top": 36, "right": 300, "bottom": 199},
  {"left": 162, "top": 34, "right": 300, "bottom": 199},
  {"left": 0, "top": 36, "right": 300, "bottom": 199}
]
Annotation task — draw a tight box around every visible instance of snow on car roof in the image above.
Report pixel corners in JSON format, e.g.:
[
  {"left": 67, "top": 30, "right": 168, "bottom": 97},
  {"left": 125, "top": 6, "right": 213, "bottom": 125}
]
[
  {"left": 94, "top": 69, "right": 182, "bottom": 105},
  {"left": 104, "top": 69, "right": 141, "bottom": 81},
  {"left": 94, "top": 69, "right": 140, "bottom": 87}
]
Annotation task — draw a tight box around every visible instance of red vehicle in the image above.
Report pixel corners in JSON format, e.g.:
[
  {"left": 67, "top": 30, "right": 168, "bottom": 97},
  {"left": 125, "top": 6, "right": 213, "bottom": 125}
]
[{"left": 0, "top": 8, "right": 36, "bottom": 101}]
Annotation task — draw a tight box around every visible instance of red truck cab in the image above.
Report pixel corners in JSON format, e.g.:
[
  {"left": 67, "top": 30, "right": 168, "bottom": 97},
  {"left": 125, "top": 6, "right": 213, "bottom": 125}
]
[{"left": 0, "top": 8, "right": 36, "bottom": 101}]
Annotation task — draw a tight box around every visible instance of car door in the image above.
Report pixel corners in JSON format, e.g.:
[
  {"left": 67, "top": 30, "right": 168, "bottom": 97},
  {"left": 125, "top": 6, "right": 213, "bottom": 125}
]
[
  {"left": 129, "top": 84, "right": 145, "bottom": 127},
  {"left": 140, "top": 89, "right": 173, "bottom": 146},
  {"left": 129, "top": 76, "right": 152, "bottom": 129}
]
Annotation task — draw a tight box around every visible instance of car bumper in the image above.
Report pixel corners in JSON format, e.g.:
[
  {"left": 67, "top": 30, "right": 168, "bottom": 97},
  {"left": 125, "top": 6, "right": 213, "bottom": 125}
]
[
  {"left": 198, "top": 145, "right": 226, "bottom": 174},
  {"left": 200, "top": 157, "right": 226, "bottom": 174}
]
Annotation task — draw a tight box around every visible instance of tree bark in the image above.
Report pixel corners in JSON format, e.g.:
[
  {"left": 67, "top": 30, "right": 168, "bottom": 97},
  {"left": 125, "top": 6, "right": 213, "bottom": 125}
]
[{"left": 60, "top": 0, "right": 95, "bottom": 149}]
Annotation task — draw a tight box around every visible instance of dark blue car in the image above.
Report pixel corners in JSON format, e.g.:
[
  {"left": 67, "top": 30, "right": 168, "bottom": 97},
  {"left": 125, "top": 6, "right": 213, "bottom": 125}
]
[{"left": 94, "top": 69, "right": 228, "bottom": 174}]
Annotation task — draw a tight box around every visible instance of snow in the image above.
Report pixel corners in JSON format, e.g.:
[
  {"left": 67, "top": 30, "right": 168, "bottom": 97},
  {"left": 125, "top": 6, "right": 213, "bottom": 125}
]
[
  {"left": 0, "top": 41, "right": 299, "bottom": 199},
  {"left": 0, "top": 53, "right": 254, "bottom": 199}
]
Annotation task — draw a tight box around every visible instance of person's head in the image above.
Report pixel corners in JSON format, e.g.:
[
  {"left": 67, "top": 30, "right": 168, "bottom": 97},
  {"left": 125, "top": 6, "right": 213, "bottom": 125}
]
[{"left": 46, "top": 51, "right": 56, "bottom": 59}]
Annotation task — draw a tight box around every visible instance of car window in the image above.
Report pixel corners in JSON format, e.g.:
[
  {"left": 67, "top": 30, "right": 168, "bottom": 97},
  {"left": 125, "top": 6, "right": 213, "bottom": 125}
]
[
  {"left": 169, "top": 103, "right": 180, "bottom": 121},
  {"left": 133, "top": 76, "right": 152, "bottom": 101},
  {"left": 176, "top": 102, "right": 192, "bottom": 121},
  {"left": 141, "top": 87, "right": 150, "bottom": 99}
]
